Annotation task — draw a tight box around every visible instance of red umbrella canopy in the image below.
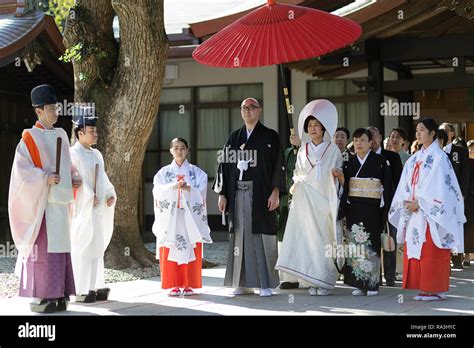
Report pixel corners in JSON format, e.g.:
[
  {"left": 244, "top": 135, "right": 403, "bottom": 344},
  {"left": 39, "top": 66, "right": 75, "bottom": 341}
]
[{"left": 192, "top": 0, "right": 362, "bottom": 68}]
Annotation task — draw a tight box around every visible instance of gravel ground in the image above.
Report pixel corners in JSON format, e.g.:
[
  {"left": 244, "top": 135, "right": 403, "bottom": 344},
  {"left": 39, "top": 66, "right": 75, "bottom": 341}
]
[{"left": 0, "top": 241, "right": 229, "bottom": 299}]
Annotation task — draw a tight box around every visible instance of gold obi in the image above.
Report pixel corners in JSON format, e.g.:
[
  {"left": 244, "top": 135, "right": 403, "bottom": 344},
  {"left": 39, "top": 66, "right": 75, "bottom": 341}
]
[{"left": 348, "top": 177, "right": 382, "bottom": 199}]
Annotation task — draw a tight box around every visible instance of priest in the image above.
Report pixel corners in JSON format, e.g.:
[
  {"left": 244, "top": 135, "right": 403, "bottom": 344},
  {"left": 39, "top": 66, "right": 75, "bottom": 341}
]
[
  {"left": 9, "top": 84, "right": 81, "bottom": 313},
  {"left": 70, "top": 106, "right": 116, "bottom": 303}
]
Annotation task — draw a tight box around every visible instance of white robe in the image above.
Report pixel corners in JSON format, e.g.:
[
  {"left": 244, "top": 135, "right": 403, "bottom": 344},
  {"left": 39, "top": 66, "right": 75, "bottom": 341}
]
[
  {"left": 70, "top": 142, "right": 116, "bottom": 294},
  {"left": 389, "top": 141, "right": 466, "bottom": 260},
  {"left": 10, "top": 126, "right": 75, "bottom": 281},
  {"left": 152, "top": 160, "right": 212, "bottom": 265},
  {"left": 276, "top": 141, "right": 343, "bottom": 289}
]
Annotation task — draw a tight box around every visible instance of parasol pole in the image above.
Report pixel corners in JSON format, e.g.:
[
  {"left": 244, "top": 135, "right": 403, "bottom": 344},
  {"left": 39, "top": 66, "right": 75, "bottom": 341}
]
[{"left": 279, "top": 64, "right": 298, "bottom": 154}]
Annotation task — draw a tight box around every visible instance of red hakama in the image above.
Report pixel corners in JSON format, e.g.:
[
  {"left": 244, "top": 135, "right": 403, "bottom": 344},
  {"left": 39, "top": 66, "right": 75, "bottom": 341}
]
[
  {"left": 159, "top": 243, "right": 202, "bottom": 289},
  {"left": 403, "top": 225, "right": 451, "bottom": 293}
]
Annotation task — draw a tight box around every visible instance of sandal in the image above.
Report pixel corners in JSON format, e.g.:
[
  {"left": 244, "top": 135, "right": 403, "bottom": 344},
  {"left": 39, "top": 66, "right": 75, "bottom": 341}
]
[
  {"left": 168, "top": 288, "right": 181, "bottom": 297},
  {"left": 182, "top": 288, "right": 194, "bottom": 296},
  {"left": 413, "top": 293, "right": 429, "bottom": 301},
  {"left": 421, "top": 293, "right": 446, "bottom": 301}
]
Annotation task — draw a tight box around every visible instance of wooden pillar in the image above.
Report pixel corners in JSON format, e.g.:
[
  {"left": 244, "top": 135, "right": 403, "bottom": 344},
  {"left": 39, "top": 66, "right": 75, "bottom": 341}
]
[
  {"left": 368, "top": 53, "right": 384, "bottom": 134},
  {"left": 277, "top": 65, "right": 291, "bottom": 149},
  {"left": 397, "top": 70, "right": 416, "bottom": 142}
]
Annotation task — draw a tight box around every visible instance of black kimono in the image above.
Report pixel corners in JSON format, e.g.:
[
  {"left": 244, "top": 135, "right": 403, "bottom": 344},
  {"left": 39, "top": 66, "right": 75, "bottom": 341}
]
[
  {"left": 338, "top": 151, "right": 392, "bottom": 291},
  {"left": 212, "top": 121, "right": 287, "bottom": 235},
  {"left": 213, "top": 121, "right": 286, "bottom": 289}
]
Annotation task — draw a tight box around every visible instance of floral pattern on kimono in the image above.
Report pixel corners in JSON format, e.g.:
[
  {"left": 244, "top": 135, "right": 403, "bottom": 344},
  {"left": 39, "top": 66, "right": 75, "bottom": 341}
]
[
  {"left": 389, "top": 141, "right": 466, "bottom": 260},
  {"left": 152, "top": 160, "right": 212, "bottom": 265},
  {"left": 346, "top": 223, "right": 380, "bottom": 288}
]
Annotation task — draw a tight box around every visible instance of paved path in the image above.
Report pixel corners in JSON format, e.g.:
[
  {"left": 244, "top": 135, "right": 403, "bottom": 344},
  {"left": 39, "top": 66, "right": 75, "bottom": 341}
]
[{"left": 1, "top": 265, "right": 472, "bottom": 316}]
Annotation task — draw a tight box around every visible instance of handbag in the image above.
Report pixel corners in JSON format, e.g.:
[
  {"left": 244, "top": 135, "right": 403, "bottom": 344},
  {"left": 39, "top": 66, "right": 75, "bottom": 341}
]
[{"left": 381, "top": 222, "right": 396, "bottom": 252}]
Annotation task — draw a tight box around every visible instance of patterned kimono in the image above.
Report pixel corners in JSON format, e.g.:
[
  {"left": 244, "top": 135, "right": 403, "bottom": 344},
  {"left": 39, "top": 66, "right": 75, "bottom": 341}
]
[
  {"left": 339, "top": 151, "right": 392, "bottom": 292},
  {"left": 152, "top": 160, "right": 212, "bottom": 289},
  {"left": 389, "top": 141, "right": 465, "bottom": 293}
]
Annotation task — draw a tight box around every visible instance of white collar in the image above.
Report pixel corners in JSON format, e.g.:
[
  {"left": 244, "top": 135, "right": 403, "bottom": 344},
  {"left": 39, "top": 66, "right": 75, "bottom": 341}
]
[
  {"left": 418, "top": 140, "right": 440, "bottom": 159},
  {"left": 443, "top": 142, "right": 452, "bottom": 154},
  {"left": 375, "top": 146, "right": 382, "bottom": 155},
  {"left": 357, "top": 151, "right": 370, "bottom": 166},
  {"left": 246, "top": 128, "right": 253, "bottom": 139},
  {"left": 310, "top": 140, "right": 325, "bottom": 150},
  {"left": 171, "top": 159, "right": 189, "bottom": 173}
]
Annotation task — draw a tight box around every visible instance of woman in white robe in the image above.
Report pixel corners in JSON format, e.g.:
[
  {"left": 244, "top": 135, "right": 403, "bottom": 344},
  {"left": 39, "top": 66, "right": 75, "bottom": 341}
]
[
  {"left": 276, "top": 99, "right": 343, "bottom": 296},
  {"left": 152, "top": 138, "right": 212, "bottom": 296},
  {"left": 389, "top": 118, "right": 465, "bottom": 301}
]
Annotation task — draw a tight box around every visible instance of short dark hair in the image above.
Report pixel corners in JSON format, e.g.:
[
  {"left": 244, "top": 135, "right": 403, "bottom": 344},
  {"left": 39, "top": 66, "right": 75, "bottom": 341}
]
[
  {"left": 391, "top": 127, "right": 409, "bottom": 141},
  {"left": 170, "top": 137, "right": 189, "bottom": 149},
  {"left": 303, "top": 116, "right": 326, "bottom": 133},
  {"left": 74, "top": 125, "right": 97, "bottom": 139},
  {"left": 418, "top": 118, "right": 439, "bottom": 141},
  {"left": 436, "top": 129, "right": 448, "bottom": 147},
  {"left": 353, "top": 128, "right": 372, "bottom": 141},
  {"left": 33, "top": 105, "right": 44, "bottom": 117},
  {"left": 74, "top": 126, "right": 82, "bottom": 139},
  {"left": 335, "top": 127, "right": 350, "bottom": 139}
]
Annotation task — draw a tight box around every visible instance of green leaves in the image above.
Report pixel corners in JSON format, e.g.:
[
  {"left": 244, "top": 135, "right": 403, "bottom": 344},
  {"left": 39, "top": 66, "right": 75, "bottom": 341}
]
[{"left": 59, "top": 42, "right": 83, "bottom": 63}]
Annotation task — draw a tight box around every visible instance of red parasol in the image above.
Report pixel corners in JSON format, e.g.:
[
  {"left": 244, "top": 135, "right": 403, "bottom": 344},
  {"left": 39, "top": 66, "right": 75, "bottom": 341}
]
[{"left": 193, "top": 0, "right": 362, "bottom": 146}]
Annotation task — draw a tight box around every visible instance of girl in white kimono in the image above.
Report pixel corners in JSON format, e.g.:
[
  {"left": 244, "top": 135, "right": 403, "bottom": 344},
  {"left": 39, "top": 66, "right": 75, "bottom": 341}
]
[
  {"left": 276, "top": 99, "right": 343, "bottom": 296},
  {"left": 389, "top": 118, "right": 465, "bottom": 301},
  {"left": 152, "top": 138, "right": 212, "bottom": 296}
]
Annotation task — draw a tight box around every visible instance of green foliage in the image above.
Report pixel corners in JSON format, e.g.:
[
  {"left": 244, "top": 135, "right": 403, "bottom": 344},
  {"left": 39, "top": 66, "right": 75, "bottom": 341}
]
[
  {"left": 46, "top": 0, "right": 75, "bottom": 33},
  {"left": 59, "top": 42, "right": 83, "bottom": 63},
  {"left": 79, "top": 72, "right": 88, "bottom": 81}
]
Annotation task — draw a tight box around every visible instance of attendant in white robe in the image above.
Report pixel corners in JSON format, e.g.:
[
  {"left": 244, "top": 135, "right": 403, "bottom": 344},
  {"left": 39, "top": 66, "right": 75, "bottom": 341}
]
[
  {"left": 389, "top": 118, "right": 465, "bottom": 301},
  {"left": 70, "top": 108, "right": 116, "bottom": 303},
  {"left": 276, "top": 99, "right": 343, "bottom": 296},
  {"left": 9, "top": 84, "right": 81, "bottom": 313},
  {"left": 152, "top": 138, "right": 212, "bottom": 296}
]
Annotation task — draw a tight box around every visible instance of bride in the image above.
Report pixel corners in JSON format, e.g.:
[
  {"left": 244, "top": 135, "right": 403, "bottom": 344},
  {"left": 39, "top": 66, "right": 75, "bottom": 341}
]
[{"left": 276, "top": 99, "right": 343, "bottom": 296}]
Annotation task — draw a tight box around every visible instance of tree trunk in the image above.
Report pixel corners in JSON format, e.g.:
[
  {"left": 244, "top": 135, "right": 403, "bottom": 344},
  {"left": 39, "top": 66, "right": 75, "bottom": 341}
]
[{"left": 63, "top": 0, "right": 168, "bottom": 268}]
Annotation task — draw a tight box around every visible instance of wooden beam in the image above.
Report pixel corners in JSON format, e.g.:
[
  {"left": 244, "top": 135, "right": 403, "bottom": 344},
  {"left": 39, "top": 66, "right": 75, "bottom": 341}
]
[
  {"left": 384, "top": 74, "right": 474, "bottom": 92},
  {"left": 419, "top": 11, "right": 461, "bottom": 37},
  {"left": 380, "top": 34, "right": 474, "bottom": 62},
  {"left": 312, "top": 64, "right": 367, "bottom": 79},
  {"left": 376, "top": 4, "right": 447, "bottom": 39},
  {"left": 359, "top": 0, "right": 442, "bottom": 40}
]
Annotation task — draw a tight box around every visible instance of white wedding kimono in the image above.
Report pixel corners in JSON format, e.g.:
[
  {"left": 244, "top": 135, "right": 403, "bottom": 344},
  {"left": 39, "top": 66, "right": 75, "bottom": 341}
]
[
  {"left": 389, "top": 141, "right": 465, "bottom": 260},
  {"left": 9, "top": 125, "right": 75, "bottom": 281},
  {"left": 70, "top": 142, "right": 116, "bottom": 295},
  {"left": 276, "top": 140, "right": 343, "bottom": 289},
  {"left": 152, "top": 160, "right": 212, "bottom": 265}
]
